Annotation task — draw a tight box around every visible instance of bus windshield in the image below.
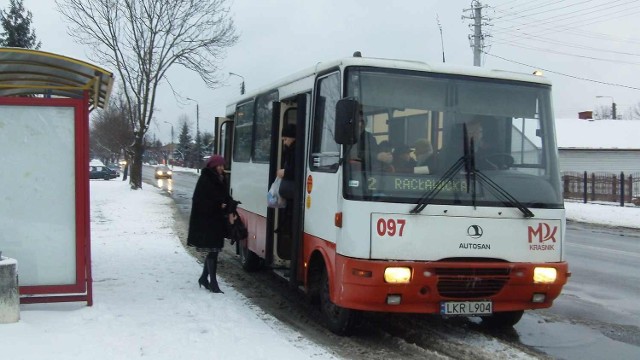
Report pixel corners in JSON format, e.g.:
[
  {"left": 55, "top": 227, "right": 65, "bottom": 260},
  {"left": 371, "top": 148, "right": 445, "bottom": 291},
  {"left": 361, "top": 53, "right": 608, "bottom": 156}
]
[{"left": 343, "top": 67, "right": 563, "bottom": 209}]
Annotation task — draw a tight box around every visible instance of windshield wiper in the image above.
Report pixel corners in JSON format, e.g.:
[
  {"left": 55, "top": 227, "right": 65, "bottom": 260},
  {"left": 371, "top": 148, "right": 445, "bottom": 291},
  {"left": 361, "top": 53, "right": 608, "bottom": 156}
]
[
  {"left": 411, "top": 124, "right": 534, "bottom": 218},
  {"left": 472, "top": 169, "right": 534, "bottom": 218},
  {"left": 411, "top": 125, "right": 471, "bottom": 214}
]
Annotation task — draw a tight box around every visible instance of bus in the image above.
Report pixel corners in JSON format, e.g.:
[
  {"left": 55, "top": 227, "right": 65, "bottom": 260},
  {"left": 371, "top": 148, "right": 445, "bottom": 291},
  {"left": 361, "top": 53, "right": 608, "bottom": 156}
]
[{"left": 214, "top": 53, "right": 570, "bottom": 335}]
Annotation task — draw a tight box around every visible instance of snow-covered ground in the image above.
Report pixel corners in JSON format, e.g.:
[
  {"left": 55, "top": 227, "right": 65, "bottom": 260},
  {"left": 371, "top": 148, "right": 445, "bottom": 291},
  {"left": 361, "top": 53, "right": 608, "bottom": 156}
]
[
  {"left": 564, "top": 201, "right": 638, "bottom": 229},
  {"left": 1, "top": 171, "right": 637, "bottom": 360},
  {"left": 1, "top": 179, "right": 338, "bottom": 360}
]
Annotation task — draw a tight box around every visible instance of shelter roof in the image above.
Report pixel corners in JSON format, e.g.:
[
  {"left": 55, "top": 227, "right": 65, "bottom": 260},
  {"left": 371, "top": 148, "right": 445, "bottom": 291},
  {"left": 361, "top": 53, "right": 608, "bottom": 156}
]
[{"left": 0, "top": 47, "right": 113, "bottom": 110}]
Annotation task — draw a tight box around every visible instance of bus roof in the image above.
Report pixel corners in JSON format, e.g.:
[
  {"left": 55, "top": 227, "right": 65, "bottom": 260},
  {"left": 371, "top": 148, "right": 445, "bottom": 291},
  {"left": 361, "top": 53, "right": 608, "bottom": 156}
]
[{"left": 225, "top": 55, "right": 551, "bottom": 115}]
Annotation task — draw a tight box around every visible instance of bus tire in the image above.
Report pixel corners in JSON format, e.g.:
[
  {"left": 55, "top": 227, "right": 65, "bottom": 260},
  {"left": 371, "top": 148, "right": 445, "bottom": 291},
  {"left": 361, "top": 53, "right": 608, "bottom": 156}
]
[
  {"left": 481, "top": 310, "right": 524, "bottom": 328},
  {"left": 239, "top": 241, "right": 261, "bottom": 272},
  {"left": 320, "top": 267, "right": 356, "bottom": 335}
]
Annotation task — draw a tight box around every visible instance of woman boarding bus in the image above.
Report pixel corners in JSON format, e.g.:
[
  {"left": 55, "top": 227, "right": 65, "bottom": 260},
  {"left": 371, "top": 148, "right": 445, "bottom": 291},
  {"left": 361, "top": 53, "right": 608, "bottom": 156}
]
[{"left": 215, "top": 53, "right": 569, "bottom": 335}]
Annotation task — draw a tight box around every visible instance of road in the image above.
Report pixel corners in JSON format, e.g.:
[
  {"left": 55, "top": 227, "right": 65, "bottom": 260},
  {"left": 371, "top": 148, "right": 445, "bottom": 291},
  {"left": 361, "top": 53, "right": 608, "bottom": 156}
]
[{"left": 142, "top": 166, "right": 640, "bottom": 359}]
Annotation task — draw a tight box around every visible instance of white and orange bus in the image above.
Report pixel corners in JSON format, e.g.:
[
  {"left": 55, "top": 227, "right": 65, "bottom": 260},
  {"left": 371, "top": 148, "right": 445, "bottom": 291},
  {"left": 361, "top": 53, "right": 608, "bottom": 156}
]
[{"left": 214, "top": 54, "right": 569, "bottom": 334}]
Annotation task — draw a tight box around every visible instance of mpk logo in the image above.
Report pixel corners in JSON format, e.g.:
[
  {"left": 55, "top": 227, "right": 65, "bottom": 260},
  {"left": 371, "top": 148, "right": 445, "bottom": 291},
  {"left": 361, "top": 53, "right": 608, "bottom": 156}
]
[
  {"left": 528, "top": 223, "right": 557, "bottom": 243},
  {"left": 527, "top": 223, "right": 558, "bottom": 251}
]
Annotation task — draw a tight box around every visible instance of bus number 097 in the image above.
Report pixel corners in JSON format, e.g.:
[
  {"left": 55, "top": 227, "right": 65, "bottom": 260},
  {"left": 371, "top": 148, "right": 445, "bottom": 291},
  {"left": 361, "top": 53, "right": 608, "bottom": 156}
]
[{"left": 376, "top": 218, "right": 406, "bottom": 237}]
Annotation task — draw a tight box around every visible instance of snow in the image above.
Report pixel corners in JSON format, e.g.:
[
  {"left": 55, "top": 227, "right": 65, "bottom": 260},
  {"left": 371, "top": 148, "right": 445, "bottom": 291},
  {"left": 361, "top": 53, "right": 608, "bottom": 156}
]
[
  {"left": 89, "top": 159, "right": 105, "bottom": 166},
  {"left": 555, "top": 118, "right": 640, "bottom": 150},
  {"left": 564, "top": 201, "right": 639, "bottom": 229},
  {"left": 0, "top": 168, "right": 637, "bottom": 359},
  {"left": 1, "top": 177, "right": 337, "bottom": 360}
]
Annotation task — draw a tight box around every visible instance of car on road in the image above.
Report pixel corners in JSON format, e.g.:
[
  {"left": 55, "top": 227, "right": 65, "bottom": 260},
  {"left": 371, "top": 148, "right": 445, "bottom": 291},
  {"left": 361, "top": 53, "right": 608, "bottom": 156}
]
[
  {"left": 106, "top": 163, "right": 121, "bottom": 176},
  {"left": 89, "top": 165, "right": 118, "bottom": 180},
  {"left": 154, "top": 165, "right": 172, "bottom": 179}
]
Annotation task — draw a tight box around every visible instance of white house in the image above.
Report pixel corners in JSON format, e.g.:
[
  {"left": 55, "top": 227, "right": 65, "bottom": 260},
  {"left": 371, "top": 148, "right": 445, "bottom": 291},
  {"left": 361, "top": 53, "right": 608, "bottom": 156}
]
[{"left": 554, "top": 118, "right": 640, "bottom": 174}]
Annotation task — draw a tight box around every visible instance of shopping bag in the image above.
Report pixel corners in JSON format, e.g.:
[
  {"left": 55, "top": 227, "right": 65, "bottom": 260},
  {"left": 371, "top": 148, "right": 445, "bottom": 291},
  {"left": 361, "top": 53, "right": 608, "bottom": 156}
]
[{"left": 267, "top": 178, "right": 287, "bottom": 208}]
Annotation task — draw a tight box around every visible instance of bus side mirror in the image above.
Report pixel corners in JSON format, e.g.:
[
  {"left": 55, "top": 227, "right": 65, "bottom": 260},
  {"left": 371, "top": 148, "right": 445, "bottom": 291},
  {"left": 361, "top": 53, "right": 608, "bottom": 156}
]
[{"left": 335, "top": 98, "right": 360, "bottom": 145}]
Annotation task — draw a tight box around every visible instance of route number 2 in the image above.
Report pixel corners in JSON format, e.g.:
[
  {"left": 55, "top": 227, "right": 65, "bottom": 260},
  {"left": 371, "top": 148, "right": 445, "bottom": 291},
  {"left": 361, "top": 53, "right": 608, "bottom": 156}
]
[{"left": 376, "top": 218, "right": 406, "bottom": 237}]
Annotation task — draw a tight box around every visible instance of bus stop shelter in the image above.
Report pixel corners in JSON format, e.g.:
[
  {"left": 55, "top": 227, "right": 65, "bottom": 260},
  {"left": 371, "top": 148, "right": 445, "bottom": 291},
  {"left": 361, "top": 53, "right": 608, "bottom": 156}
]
[{"left": 0, "top": 47, "right": 114, "bottom": 305}]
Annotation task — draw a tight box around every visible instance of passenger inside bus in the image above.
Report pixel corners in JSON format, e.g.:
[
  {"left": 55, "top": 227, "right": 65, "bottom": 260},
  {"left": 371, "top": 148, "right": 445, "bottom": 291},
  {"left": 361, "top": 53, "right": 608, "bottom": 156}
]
[
  {"left": 377, "top": 140, "right": 395, "bottom": 172},
  {"left": 413, "top": 138, "right": 435, "bottom": 170},
  {"left": 467, "top": 116, "right": 514, "bottom": 170},
  {"left": 349, "top": 108, "right": 393, "bottom": 172},
  {"left": 392, "top": 145, "right": 417, "bottom": 173}
]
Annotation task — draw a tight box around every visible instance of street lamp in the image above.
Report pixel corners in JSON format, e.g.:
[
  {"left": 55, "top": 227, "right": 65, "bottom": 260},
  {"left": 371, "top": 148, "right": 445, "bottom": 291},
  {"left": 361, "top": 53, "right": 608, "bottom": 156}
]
[
  {"left": 596, "top": 95, "right": 617, "bottom": 119},
  {"left": 163, "top": 121, "right": 174, "bottom": 169},
  {"left": 228, "top": 72, "right": 245, "bottom": 95},
  {"left": 186, "top": 97, "right": 201, "bottom": 173}
]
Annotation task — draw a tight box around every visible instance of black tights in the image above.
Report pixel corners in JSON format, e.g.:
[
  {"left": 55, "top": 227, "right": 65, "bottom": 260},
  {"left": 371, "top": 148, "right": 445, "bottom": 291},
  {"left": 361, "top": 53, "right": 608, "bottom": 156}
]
[{"left": 200, "top": 251, "right": 219, "bottom": 278}]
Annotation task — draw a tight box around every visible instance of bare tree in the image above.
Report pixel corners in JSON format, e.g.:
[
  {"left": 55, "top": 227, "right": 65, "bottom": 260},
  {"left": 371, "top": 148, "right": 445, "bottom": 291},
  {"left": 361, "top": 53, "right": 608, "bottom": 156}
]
[
  {"left": 593, "top": 105, "right": 612, "bottom": 120},
  {"left": 56, "top": 0, "right": 238, "bottom": 189},
  {"left": 632, "top": 102, "right": 640, "bottom": 120},
  {"left": 90, "top": 94, "right": 134, "bottom": 180}
]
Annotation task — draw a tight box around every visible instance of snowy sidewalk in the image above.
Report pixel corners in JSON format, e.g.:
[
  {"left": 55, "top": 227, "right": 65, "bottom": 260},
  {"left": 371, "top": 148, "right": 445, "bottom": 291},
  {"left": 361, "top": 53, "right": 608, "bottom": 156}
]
[{"left": 0, "top": 180, "right": 336, "bottom": 360}]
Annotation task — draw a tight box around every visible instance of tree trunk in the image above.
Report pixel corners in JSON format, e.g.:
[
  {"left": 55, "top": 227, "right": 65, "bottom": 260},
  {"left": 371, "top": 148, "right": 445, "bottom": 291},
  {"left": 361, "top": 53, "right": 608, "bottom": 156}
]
[
  {"left": 122, "top": 147, "right": 130, "bottom": 182},
  {"left": 129, "top": 136, "right": 145, "bottom": 189}
]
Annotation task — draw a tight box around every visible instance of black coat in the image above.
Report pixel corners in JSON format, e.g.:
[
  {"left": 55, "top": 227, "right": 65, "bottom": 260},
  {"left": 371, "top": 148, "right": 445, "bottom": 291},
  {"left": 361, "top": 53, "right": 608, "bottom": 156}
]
[
  {"left": 187, "top": 168, "right": 232, "bottom": 250},
  {"left": 282, "top": 143, "right": 295, "bottom": 181}
]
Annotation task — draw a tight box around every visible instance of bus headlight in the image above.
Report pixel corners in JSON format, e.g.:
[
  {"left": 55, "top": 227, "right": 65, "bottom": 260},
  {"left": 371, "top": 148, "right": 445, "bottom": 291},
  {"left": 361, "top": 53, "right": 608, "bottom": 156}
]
[
  {"left": 533, "top": 267, "right": 557, "bottom": 284},
  {"left": 384, "top": 267, "right": 411, "bottom": 284}
]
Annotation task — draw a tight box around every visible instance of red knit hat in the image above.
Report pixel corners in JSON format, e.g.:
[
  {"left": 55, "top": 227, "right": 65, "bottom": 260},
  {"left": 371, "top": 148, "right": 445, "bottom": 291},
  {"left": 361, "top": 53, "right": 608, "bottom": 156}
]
[{"left": 206, "top": 155, "right": 225, "bottom": 168}]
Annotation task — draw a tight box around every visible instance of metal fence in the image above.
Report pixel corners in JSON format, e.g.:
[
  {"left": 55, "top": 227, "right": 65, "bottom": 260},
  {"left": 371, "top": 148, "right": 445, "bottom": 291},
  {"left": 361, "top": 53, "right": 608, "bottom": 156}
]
[{"left": 562, "top": 171, "right": 640, "bottom": 206}]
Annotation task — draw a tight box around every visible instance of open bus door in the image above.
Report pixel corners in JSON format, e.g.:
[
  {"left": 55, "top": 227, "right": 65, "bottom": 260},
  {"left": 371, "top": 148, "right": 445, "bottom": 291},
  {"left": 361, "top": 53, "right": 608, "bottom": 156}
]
[
  {"left": 267, "top": 94, "right": 308, "bottom": 288},
  {"left": 214, "top": 116, "right": 234, "bottom": 172}
]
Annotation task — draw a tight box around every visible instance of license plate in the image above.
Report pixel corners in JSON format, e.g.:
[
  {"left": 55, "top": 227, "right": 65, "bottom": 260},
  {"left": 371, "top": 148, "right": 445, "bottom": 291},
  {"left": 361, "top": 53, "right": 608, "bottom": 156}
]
[{"left": 440, "top": 301, "right": 492, "bottom": 315}]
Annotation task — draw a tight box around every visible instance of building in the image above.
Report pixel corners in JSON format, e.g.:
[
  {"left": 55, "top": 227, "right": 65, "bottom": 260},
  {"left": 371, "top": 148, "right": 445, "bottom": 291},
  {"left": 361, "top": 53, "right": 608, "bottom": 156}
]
[{"left": 555, "top": 118, "right": 640, "bottom": 174}]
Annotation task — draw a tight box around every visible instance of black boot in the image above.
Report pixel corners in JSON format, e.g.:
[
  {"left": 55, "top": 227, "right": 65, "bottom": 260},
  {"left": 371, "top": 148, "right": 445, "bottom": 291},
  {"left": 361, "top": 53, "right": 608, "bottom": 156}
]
[
  {"left": 198, "top": 260, "right": 210, "bottom": 291},
  {"left": 206, "top": 253, "right": 224, "bottom": 294}
]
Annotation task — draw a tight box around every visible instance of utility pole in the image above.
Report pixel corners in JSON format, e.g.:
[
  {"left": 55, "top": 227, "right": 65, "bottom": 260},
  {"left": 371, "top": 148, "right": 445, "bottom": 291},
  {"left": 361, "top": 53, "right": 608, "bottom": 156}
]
[
  {"left": 462, "top": 1, "right": 490, "bottom": 67},
  {"left": 436, "top": 14, "right": 445, "bottom": 63},
  {"left": 196, "top": 103, "right": 200, "bottom": 172},
  {"left": 229, "top": 72, "right": 245, "bottom": 95},
  {"left": 596, "top": 96, "right": 617, "bottom": 119},
  {"left": 163, "top": 121, "right": 174, "bottom": 168},
  {"left": 186, "top": 97, "right": 201, "bottom": 173}
]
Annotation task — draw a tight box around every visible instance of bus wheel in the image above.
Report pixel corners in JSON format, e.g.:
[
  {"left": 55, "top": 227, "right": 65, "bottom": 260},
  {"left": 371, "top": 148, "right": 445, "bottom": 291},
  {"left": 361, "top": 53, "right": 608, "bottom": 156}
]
[
  {"left": 320, "top": 267, "right": 356, "bottom": 335},
  {"left": 239, "top": 241, "right": 261, "bottom": 272},
  {"left": 481, "top": 310, "right": 524, "bottom": 328}
]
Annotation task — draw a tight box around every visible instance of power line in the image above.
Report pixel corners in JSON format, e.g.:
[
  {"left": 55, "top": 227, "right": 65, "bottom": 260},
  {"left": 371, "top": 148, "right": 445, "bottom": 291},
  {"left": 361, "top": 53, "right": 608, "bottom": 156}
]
[
  {"left": 491, "top": 0, "right": 638, "bottom": 36},
  {"left": 483, "top": 51, "right": 640, "bottom": 91},
  {"left": 492, "top": 15, "right": 640, "bottom": 46},
  {"left": 491, "top": 42, "right": 640, "bottom": 65},
  {"left": 493, "top": 0, "right": 596, "bottom": 22},
  {"left": 490, "top": 27, "right": 640, "bottom": 57},
  {"left": 491, "top": 5, "right": 640, "bottom": 45},
  {"left": 486, "top": 1, "right": 640, "bottom": 58},
  {"left": 491, "top": 0, "right": 567, "bottom": 13}
]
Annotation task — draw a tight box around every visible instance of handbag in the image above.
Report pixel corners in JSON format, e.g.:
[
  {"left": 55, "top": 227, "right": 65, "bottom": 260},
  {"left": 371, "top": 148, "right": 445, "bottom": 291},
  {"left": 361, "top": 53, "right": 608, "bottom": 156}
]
[
  {"left": 267, "top": 178, "right": 287, "bottom": 208},
  {"left": 227, "top": 213, "right": 248, "bottom": 245},
  {"left": 278, "top": 179, "right": 295, "bottom": 200}
]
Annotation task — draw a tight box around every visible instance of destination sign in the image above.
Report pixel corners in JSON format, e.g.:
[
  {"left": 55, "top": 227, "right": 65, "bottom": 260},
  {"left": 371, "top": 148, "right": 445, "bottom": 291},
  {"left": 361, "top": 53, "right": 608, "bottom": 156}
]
[{"left": 350, "top": 174, "right": 470, "bottom": 195}]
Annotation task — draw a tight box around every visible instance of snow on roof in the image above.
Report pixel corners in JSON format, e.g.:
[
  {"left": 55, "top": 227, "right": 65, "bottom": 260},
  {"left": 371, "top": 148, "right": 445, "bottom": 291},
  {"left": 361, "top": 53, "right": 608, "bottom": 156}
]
[{"left": 554, "top": 118, "right": 640, "bottom": 150}]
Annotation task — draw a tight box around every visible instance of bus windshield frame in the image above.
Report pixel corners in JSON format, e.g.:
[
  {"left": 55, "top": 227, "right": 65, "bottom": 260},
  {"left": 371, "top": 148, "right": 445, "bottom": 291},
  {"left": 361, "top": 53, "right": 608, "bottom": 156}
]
[{"left": 342, "top": 66, "right": 563, "bottom": 209}]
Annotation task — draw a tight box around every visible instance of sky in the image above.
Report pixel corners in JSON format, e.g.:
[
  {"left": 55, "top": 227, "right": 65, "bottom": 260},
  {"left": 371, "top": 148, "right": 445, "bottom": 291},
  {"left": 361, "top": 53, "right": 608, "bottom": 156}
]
[
  {"left": 1, "top": 167, "right": 637, "bottom": 359},
  {"left": 4, "top": 0, "right": 640, "bottom": 143}
]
